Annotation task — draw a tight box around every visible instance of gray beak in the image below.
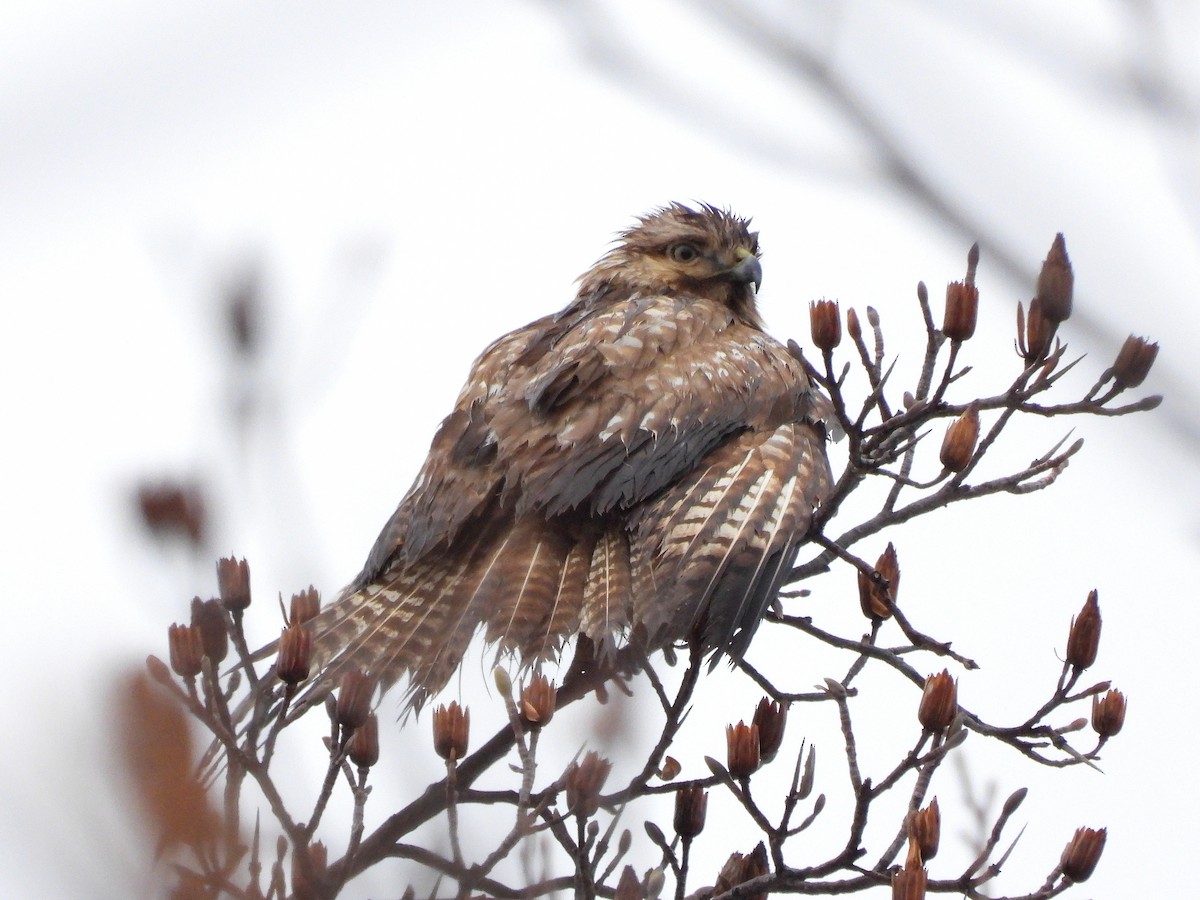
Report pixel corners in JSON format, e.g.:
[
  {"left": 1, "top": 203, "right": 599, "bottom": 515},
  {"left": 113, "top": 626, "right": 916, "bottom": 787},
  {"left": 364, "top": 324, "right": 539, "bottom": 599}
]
[{"left": 728, "top": 255, "right": 763, "bottom": 292}]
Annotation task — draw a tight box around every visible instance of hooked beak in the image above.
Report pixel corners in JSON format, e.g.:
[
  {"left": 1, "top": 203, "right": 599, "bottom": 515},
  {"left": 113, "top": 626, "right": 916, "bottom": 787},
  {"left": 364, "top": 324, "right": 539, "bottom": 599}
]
[{"left": 727, "top": 254, "right": 763, "bottom": 292}]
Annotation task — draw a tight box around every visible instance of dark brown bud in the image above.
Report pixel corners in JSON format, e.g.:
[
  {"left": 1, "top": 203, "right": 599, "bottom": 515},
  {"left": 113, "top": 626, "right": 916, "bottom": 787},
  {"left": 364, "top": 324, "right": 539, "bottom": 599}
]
[
  {"left": 565, "top": 750, "right": 612, "bottom": 817},
  {"left": 714, "top": 842, "right": 769, "bottom": 900},
  {"left": 1111, "top": 335, "right": 1159, "bottom": 389},
  {"left": 347, "top": 712, "right": 380, "bottom": 769},
  {"left": 1060, "top": 826, "right": 1106, "bottom": 882},
  {"left": 1018, "top": 297, "right": 1057, "bottom": 362},
  {"left": 335, "top": 670, "right": 375, "bottom": 732},
  {"left": 846, "top": 307, "right": 862, "bottom": 343},
  {"left": 614, "top": 866, "right": 644, "bottom": 900},
  {"left": 276, "top": 624, "right": 312, "bottom": 685},
  {"left": 908, "top": 798, "right": 940, "bottom": 862},
  {"left": 752, "top": 697, "right": 788, "bottom": 763},
  {"left": 726, "top": 721, "right": 761, "bottom": 780},
  {"left": 292, "top": 840, "right": 328, "bottom": 899},
  {"left": 1091, "top": 689, "right": 1126, "bottom": 738},
  {"left": 939, "top": 405, "right": 980, "bottom": 473},
  {"left": 520, "top": 673, "right": 556, "bottom": 729},
  {"left": 942, "top": 281, "right": 979, "bottom": 342},
  {"left": 892, "top": 840, "right": 928, "bottom": 899},
  {"left": 918, "top": 670, "right": 958, "bottom": 733},
  {"left": 673, "top": 785, "right": 708, "bottom": 839},
  {"left": 1036, "top": 233, "right": 1073, "bottom": 323},
  {"left": 432, "top": 700, "right": 470, "bottom": 761},
  {"left": 189, "top": 597, "right": 228, "bottom": 663},
  {"left": 167, "top": 623, "right": 204, "bottom": 678},
  {"left": 216, "top": 557, "right": 251, "bottom": 612},
  {"left": 809, "top": 299, "right": 842, "bottom": 351},
  {"left": 289, "top": 587, "right": 320, "bottom": 625},
  {"left": 1065, "top": 590, "right": 1102, "bottom": 671},
  {"left": 858, "top": 543, "right": 899, "bottom": 620}
]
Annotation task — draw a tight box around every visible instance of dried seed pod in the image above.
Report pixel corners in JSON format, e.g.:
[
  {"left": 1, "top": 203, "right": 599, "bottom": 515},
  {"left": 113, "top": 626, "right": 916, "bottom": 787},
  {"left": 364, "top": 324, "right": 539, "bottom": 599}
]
[
  {"left": 908, "top": 798, "right": 940, "bottom": 862},
  {"left": 347, "top": 712, "right": 380, "bottom": 769},
  {"left": 335, "top": 670, "right": 375, "bottom": 732},
  {"left": 714, "top": 843, "right": 769, "bottom": 900},
  {"left": 167, "top": 623, "right": 204, "bottom": 678},
  {"left": 565, "top": 751, "right": 612, "bottom": 817},
  {"left": 614, "top": 866, "right": 644, "bottom": 900},
  {"left": 1060, "top": 826, "right": 1106, "bottom": 882},
  {"left": 189, "top": 597, "right": 228, "bottom": 664},
  {"left": 1065, "top": 590, "right": 1102, "bottom": 671},
  {"left": 858, "top": 543, "right": 900, "bottom": 620},
  {"left": 752, "top": 698, "right": 788, "bottom": 763},
  {"left": 939, "top": 405, "right": 980, "bottom": 473},
  {"left": 276, "top": 623, "right": 312, "bottom": 685},
  {"left": 1111, "top": 335, "right": 1159, "bottom": 388},
  {"left": 289, "top": 587, "right": 320, "bottom": 625},
  {"left": 1019, "top": 297, "right": 1057, "bottom": 362},
  {"left": 891, "top": 839, "right": 928, "bottom": 899},
  {"left": 942, "top": 280, "right": 979, "bottom": 342},
  {"left": 1091, "top": 689, "right": 1126, "bottom": 737},
  {"left": 672, "top": 785, "right": 708, "bottom": 839},
  {"left": 520, "top": 673, "right": 556, "bottom": 729},
  {"left": 292, "top": 840, "right": 328, "bottom": 898},
  {"left": 216, "top": 557, "right": 251, "bottom": 612},
  {"left": 432, "top": 701, "right": 470, "bottom": 761},
  {"left": 725, "top": 721, "right": 761, "bottom": 780},
  {"left": 918, "top": 670, "right": 958, "bottom": 733},
  {"left": 809, "top": 299, "right": 842, "bottom": 351}
]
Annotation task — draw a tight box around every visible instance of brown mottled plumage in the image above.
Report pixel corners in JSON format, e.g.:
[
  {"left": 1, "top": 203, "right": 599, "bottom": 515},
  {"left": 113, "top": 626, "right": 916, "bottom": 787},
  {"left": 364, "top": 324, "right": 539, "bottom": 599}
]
[{"left": 300, "top": 204, "right": 832, "bottom": 711}]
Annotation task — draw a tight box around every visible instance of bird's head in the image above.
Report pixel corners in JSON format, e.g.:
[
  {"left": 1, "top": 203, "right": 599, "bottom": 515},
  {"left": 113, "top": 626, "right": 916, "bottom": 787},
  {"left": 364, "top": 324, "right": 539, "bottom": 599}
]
[{"left": 578, "top": 203, "right": 765, "bottom": 328}]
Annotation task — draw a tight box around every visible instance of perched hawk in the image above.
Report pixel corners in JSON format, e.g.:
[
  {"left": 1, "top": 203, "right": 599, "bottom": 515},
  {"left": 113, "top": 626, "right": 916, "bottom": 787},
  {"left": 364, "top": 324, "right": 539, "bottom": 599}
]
[{"left": 303, "top": 204, "right": 832, "bottom": 710}]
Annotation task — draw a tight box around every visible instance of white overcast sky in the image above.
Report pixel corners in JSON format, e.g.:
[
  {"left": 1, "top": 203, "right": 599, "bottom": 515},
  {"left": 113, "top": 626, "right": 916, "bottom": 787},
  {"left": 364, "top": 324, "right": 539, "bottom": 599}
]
[{"left": 1, "top": 1, "right": 1198, "bottom": 896}]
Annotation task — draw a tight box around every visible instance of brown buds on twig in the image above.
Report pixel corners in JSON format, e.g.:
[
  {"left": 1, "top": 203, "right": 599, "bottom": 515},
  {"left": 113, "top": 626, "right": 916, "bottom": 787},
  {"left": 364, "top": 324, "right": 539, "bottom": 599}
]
[
  {"left": 432, "top": 700, "right": 470, "bottom": 762},
  {"left": 918, "top": 670, "right": 958, "bottom": 733},
  {"left": 168, "top": 624, "right": 204, "bottom": 679},
  {"left": 908, "top": 798, "right": 940, "bottom": 862},
  {"left": 1036, "top": 234, "right": 1074, "bottom": 324},
  {"left": 752, "top": 698, "right": 788, "bottom": 763},
  {"left": 216, "top": 557, "right": 251, "bottom": 612},
  {"left": 673, "top": 785, "right": 708, "bottom": 839},
  {"left": 519, "top": 673, "right": 556, "bottom": 729},
  {"left": 859, "top": 543, "right": 900, "bottom": 620},
  {"left": 714, "top": 843, "right": 769, "bottom": 900},
  {"left": 1111, "top": 335, "right": 1159, "bottom": 389},
  {"left": 565, "top": 750, "right": 612, "bottom": 818},
  {"left": 289, "top": 587, "right": 320, "bottom": 625},
  {"left": 939, "top": 405, "right": 980, "bottom": 473},
  {"left": 190, "top": 597, "right": 229, "bottom": 664},
  {"left": 1066, "top": 590, "right": 1102, "bottom": 671},
  {"left": 1091, "top": 689, "right": 1126, "bottom": 737},
  {"left": 276, "top": 624, "right": 312, "bottom": 685},
  {"left": 809, "top": 299, "right": 842, "bottom": 351},
  {"left": 726, "top": 721, "right": 762, "bottom": 780},
  {"left": 942, "top": 281, "right": 979, "bottom": 342},
  {"left": 335, "top": 671, "right": 375, "bottom": 732},
  {"left": 348, "top": 712, "right": 380, "bottom": 769},
  {"left": 1060, "top": 826, "right": 1106, "bottom": 882}
]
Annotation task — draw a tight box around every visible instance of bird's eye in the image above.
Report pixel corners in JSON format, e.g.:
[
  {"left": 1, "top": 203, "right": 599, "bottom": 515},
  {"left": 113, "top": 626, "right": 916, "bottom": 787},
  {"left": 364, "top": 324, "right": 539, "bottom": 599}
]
[{"left": 668, "top": 243, "right": 700, "bottom": 263}]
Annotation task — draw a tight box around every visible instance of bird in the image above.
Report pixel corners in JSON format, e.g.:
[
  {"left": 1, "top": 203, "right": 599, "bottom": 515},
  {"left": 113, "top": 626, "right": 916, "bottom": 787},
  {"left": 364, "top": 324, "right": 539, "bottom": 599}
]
[{"left": 296, "top": 203, "right": 833, "bottom": 713}]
